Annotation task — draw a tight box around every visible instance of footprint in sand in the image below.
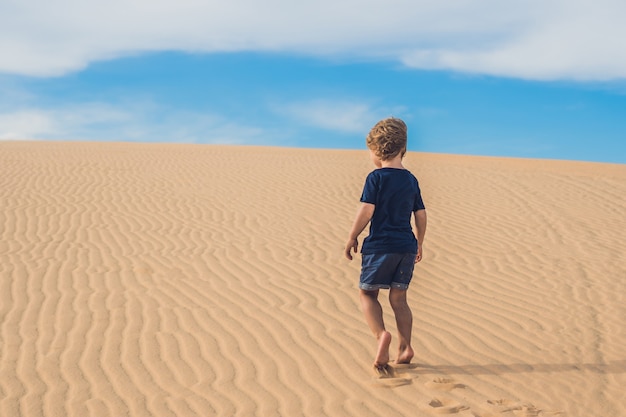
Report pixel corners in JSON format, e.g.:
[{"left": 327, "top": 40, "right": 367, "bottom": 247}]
[
  {"left": 487, "top": 399, "right": 522, "bottom": 412},
  {"left": 424, "top": 377, "right": 465, "bottom": 391},
  {"left": 487, "top": 398, "right": 518, "bottom": 406},
  {"left": 486, "top": 400, "right": 563, "bottom": 417},
  {"left": 426, "top": 398, "right": 469, "bottom": 414},
  {"left": 371, "top": 364, "right": 413, "bottom": 387},
  {"left": 373, "top": 375, "right": 412, "bottom": 387},
  {"left": 512, "top": 404, "right": 541, "bottom": 417},
  {"left": 512, "top": 405, "right": 564, "bottom": 417}
]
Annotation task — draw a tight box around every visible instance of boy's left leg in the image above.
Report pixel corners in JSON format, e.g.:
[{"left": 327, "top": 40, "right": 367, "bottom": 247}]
[{"left": 360, "top": 289, "right": 392, "bottom": 368}]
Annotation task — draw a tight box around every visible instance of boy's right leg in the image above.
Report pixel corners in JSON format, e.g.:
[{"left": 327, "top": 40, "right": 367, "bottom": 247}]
[
  {"left": 360, "top": 289, "right": 392, "bottom": 369},
  {"left": 389, "top": 288, "right": 414, "bottom": 364}
]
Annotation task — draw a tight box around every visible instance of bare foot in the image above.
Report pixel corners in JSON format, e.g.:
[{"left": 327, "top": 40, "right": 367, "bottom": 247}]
[
  {"left": 396, "top": 345, "right": 414, "bottom": 364},
  {"left": 373, "top": 363, "right": 394, "bottom": 378},
  {"left": 374, "top": 331, "right": 392, "bottom": 367}
]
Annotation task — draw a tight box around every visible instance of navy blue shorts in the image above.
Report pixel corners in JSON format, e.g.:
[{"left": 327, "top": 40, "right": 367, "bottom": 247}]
[{"left": 359, "top": 253, "right": 416, "bottom": 291}]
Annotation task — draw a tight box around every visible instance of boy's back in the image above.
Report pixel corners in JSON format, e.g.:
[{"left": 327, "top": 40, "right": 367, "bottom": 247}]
[{"left": 360, "top": 167, "right": 425, "bottom": 255}]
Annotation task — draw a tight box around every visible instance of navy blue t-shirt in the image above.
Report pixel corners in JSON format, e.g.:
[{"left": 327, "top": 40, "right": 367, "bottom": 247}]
[{"left": 360, "top": 168, "right": 425, "bottom": 255}]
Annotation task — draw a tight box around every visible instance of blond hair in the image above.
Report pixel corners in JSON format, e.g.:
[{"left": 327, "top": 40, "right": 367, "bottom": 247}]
[{"left": 366, "top": 117, "right": 407, "bottom": 161}]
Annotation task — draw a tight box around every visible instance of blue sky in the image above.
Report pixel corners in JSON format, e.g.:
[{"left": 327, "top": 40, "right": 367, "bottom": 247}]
[{"left": 1, "top": 0, "right": 625, "bottom": 164}]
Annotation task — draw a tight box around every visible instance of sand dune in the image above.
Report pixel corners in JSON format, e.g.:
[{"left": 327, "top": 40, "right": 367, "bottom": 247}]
[{"left": 1, "top": 141, "right": 625, "bottom": 417}]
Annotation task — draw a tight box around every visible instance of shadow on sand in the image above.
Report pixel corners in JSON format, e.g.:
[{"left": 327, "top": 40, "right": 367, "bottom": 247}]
[{"left": 413, "top": 359, "right": 626, "bottom": 375}]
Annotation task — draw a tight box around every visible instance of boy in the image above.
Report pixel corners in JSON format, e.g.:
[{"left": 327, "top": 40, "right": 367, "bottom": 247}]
[{"left": 344, "top": 117, "right": 427, "bottom": 376}]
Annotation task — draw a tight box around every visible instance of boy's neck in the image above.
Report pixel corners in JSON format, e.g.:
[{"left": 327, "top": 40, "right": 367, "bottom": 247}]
[{"left": 380, "top": 154, "right": 405, "bottom": 169}]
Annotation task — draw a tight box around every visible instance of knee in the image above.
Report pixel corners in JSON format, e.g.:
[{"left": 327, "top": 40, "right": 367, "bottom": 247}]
[
  {"left": 389, "top": 292, "right": 408, "bottom": 310},
  {"left": 360, "top": 289, "right": 379, "bottom": 300}
]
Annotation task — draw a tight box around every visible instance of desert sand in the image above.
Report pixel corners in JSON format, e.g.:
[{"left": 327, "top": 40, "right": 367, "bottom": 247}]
[{"left": 1, "top": 141, "right": 625, "bottom": 417}]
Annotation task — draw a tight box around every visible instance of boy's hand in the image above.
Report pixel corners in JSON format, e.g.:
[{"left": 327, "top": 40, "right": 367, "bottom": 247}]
[
  {"left": 345, "top": 203, "right": 374, "bottom": 261},
  {"left": 415, "top": 246, "right": 423, "bottom": 263},
  {"left": 344, "top": 238, "right": 358, "bottom": 260}
]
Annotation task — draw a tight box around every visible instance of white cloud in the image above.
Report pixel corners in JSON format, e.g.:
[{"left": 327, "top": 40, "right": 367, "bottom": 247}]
[
  {"left": 0, "top": 110, "right": 57, "bottom": 140},
  {"left": 276, "top": 99, "right": 379, "bottom": 133},
  {"left": 1, "top": 0, "right": 625, "bottom": 80},
  {"left": 401, "top": 1, "right": 626, "bottom": 80},
  {"left": 0, "top": 103, "right": 270, "bottom": 144},
  {"left": 0, "top": 104, "right": 131, "bottom": 140}
]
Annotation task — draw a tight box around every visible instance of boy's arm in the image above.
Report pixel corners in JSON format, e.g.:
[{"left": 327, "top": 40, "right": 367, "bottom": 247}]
[
  {"left": 344, "top": 203, "right": 375, "bottom": 260},
  {"left": 413, "top": 209, "right": 427, "bottom": 263}
]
